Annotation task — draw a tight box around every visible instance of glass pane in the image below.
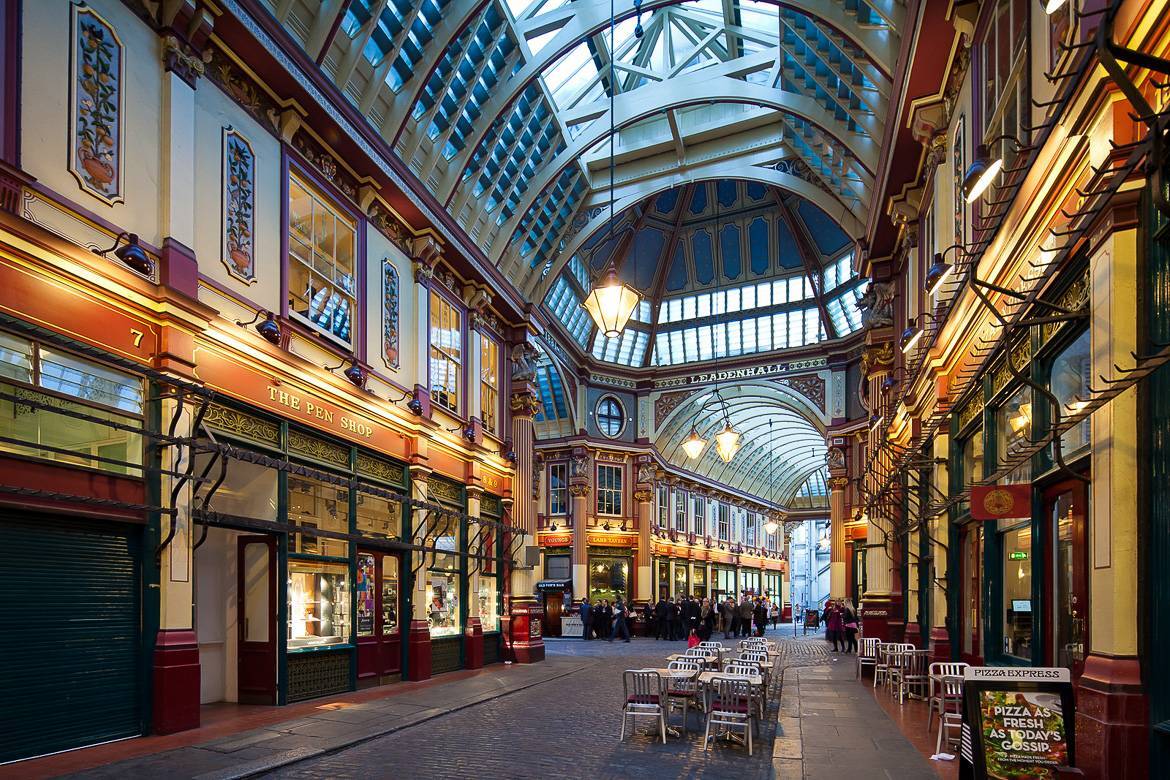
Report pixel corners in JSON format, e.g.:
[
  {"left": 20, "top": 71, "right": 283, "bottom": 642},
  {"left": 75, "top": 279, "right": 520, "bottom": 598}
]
[
  {"left": 39, "top": 348, "right": 143, "bottom": 412},
  {"left": 1051, "top": 331, "right": 1091, "bottom": 454},
  {"left": 1053, "top": 493, "right": 1083, "bottom": 670},
  {"left": 242, "top": 542, "right": 270, "bottom": 642},
  {"left": 355, "top": 493, "right": 402, "bottom": 539},
  {"left": 288, "top": 562, "right": 350, "bottom": 649},
  {"left": 426, "top": 570, "right": 460, "bottom": 636},
  {"left": 382, "top": 556, "right": 400, "bottom": 635},
  {"left": 477, "top": 576, "right": 499, "bottom": 631},
  {"left": 997, "top": 386, "right": 1032, "bottom": 483},
  {"left": 1002, "top": 524, "right": 1032, "bottom": 660},
  {"left": 197, "top": 452, "right": 277, "bottom": 519},
  {"left": 588, "top": 555, "right": 630, "bottom": 602},
  {"left": 0, "top": 332, "right": 32, "bottom": 382},
  {"left": 356, "top": 553, "right": 376, "bottom": 637},
  {"left": 288, "top": 476, "right": 350, "bottom": 557}
]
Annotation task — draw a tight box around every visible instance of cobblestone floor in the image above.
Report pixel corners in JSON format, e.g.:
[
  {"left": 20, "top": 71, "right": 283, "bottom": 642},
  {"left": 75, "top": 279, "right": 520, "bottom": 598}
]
[{"left": 266, "top": 633, "right": 834, "bottom": 780}]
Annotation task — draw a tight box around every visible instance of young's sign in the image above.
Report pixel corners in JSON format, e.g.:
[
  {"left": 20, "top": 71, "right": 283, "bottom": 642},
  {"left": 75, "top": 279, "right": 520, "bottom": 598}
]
[{"left": 960, "top": 667, "right": 1076, "bottom": 780}]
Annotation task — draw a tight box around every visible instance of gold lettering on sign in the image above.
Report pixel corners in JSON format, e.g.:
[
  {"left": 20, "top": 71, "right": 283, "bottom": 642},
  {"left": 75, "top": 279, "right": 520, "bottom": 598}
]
[{"left": 267, "top": 385, "right": 375, "bottom": 438}]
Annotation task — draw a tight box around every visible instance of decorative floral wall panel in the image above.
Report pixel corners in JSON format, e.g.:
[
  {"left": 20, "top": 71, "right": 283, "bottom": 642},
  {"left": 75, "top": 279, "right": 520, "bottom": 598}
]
[
  {"left": 382, "top": 259, "right": 400, "bottom": 369},
  {"left": 222, "top": 127, "right": 256, "bottom": 282},
  {"left": 69, "top": 3, "right": 123, "bottom": 205}
]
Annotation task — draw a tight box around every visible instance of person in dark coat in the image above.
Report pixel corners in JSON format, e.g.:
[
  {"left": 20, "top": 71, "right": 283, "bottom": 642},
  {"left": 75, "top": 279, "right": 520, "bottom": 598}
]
[
  {"left": 753, "top": 598, "right": 768, "bottom": 637},
  {"left": 608, "top": 597, "right": 631, "bottom": 642},
  {"left": 579, "top": 598, "right": 592, "bottom": 640},
  {"left": 698, "top": 598, "right": 716, "bottom": 641},
  {"left": 684, "top": 596, "right": 700, "bottom": 635},
  {"left": 825, "top": 599, "right": 843, "bottom": 651},
  {"left": 642, "top": 601, "right": 654, "bottom": 638},
  {"left": 654, "top": 597, "right": 669, "bottom": 640},
  {"left": 602, "top": 600, "right": 614, "bottom": 638},
  {"left": 721, "top": 597, "right": 736, "bottom": 639},
  {"left": 592, "top": 599, "right": 606, "bottom": 640},
  {"left": 738, "top": 596, "right": 754, "bottom": 638},
  {"left": 667, "top": 597, "right": 682, "bottom": 641}
]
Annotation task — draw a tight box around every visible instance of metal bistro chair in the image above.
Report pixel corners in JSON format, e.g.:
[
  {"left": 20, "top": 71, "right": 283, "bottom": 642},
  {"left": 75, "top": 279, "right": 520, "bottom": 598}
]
[
  {"left": 856, "top": 637, "right": 881, "bottom": 679},
  {"left": 737, "top": 650, "right": 771, "bottom": 691},
  {"left": 665, "top": 660, "right": 703, "bottom": 734},
  {"left": 873, "top": 643, "right": 893, "bottom": 689},
  {"left": 725, "top": 660, "right": 767, "bottom": 723},
  {"left": 685, "top": 646, "right": 718, "bottom": 671},
  {"left": 885, "top": 644, "right": 914, "bottom": 698},
  {"left": 928, "top": 662, "right": 969, "bottom": 734},
  {"left": 895, "top": 649, "right": 930, "bottom": 703},
  {"left": 621, "top": 669, "right": 667, "bottom": 744},
  {"left": 703, "top": 677, "right": 756, "bottom": 756},
  {"left": 934, "top": 675, "right": 965, "bottom": 756}
]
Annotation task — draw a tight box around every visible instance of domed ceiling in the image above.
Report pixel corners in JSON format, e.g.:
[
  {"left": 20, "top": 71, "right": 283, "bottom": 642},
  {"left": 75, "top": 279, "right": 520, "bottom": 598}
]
[{"left": 543, "top": 179, "right": 865, "bottom": 366}]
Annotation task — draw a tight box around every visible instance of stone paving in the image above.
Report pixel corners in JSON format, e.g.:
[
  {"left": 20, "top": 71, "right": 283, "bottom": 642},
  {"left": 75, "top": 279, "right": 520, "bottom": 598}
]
[{"left": 56, "top": 627, "right": 941, "bottom": 780}]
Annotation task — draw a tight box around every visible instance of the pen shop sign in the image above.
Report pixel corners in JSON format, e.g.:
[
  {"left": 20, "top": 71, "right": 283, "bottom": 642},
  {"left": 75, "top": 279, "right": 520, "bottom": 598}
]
[{"left": 960, "top": 666, "right": 1076, "bottom": 780}]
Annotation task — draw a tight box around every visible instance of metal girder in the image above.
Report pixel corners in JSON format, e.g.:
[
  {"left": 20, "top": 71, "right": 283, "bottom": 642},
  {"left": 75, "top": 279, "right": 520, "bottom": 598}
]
[{"left": 771, "top": 188, "right": 835, "bottom": 338}]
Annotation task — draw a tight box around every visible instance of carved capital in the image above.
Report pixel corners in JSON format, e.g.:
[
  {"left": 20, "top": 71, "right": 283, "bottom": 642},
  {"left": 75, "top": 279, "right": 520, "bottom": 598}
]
[
  {"left": 509, "top": 390, "right": 541, "bottom": 418},
  {"left": 411, "top": 236, "right": 442, "bottom": 284},
  {"left": 860, "top": 341, "right": 895, "bottom": 378},
  {"left": 828, "top": 477, "right": 849, "bottom": 491},
  {"left": 162, "top": 34, "right": 212, "bottom": 88},
  {"left": 568, "top": 483, "right": 591, "bottom": 498},
  {"left": 634, "top": 487, "right": 654, "bottom": 503}
]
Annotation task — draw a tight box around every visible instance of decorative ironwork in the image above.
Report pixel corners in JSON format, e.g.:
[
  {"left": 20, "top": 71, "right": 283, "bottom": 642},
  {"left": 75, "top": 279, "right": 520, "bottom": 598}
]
[
  {"left": 287, "top": 650, "right": 350, "bottom": 702},
  {"left": 356, "top": 452, "right": 405, "bottom": 486},
  {"left": 288, "top": 429, "right": 349, "bottom": 468},
  {"left": 203, "top": 403, "right": 280, "bottom": 445},
  {"left": 780, "top": 374, "right": 826, "bottom": 411}
]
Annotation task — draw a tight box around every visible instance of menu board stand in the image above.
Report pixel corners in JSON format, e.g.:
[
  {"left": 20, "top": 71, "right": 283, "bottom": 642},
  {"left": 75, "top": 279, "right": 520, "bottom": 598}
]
[{"left": 960, "top": 667, "right": 1077, "bottom": 780}]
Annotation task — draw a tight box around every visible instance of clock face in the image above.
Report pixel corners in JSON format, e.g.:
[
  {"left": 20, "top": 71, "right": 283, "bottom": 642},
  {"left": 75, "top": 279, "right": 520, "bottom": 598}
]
[{"left": 983, "top": 488, "right": 1015, "bottom": 516}]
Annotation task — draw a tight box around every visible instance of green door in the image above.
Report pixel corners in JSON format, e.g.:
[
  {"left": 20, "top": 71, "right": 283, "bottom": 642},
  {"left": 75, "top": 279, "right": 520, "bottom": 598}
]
[{"left": 0, "top": 513, "right": 142, "bottom": 763}]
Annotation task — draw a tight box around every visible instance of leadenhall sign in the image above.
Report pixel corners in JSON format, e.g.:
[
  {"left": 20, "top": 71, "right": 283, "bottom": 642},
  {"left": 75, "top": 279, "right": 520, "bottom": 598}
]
[{"left": 687, "top": 364, "right": 784, "bottom": 384}]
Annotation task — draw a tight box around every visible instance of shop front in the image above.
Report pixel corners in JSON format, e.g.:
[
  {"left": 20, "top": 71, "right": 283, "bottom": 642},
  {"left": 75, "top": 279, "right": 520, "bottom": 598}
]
[
  {"left": 712, "top": 565, "right": 736, "bottom": 603},
  {"left": 537, "top": 531, "right": 573, "bottom": 637},
  {"left": 691, "top": 563, "right": 708, "bottom": 599},
  {"left": 475, "top": 493, "right": 506, "bottom": 664},
  {"left": 586, "top": 531, "right": 637, "bottom": 604},
  {"left": 424, "top": 476, "right": 467, "bottom": 676}
]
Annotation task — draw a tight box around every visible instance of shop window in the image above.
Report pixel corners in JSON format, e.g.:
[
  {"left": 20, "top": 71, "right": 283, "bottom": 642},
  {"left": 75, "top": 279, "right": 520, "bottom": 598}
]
[
  {"left": 960, "top": 428, "right": 985, "bottom": 514},
  {"left": 978, "top": 0, "right": 1030, "bottom": 199},
  {"left": 596, "top": 396, "right": 625, "bottom": 437},
  {"left": 429, "top": 291, "right": 462, "bottom": 414},
  {"left": 692, "top": 566, "right": 706, "bottom": 597},
  {"left": 1050, "top": 330, "right": 1090, "bottom": 455},
  {"left": 288, "top": 476, "right": 350, "bottom": 557},
  {"left": 288, "top": 561, "right": 351, "bottom": 649},
  {"left": 548, "top": 463, "right": 567, "bottom": 515},
  {"left": 718, "top": 503, "right": 730, "bottom": 541},
  {"left": 477, "top": 576, "right": 500, "bottom": 631},
  {"left": 996, "top": 386, "right": 1032, "bottom": 483},
  {"left": 673, "top": 563, "right": 688, "bottom": 597},
  {"left": 0, "top": 332, "right": 144, "bottom": 476},
  {"left": 479, "top": 335, "right": 499, "bottom": 435},
  {"left": 745, "top": 511, "right": 757, "bottom": 547},
  {"left": 355, "top": 554, "right": 400, "bottom": 638},
  {"left": 425, "top": 569, "right": 460, "bottom": 637},
  {"left": 589, "top": 555, "right": 629, "bottom": 602},
  {"left": 1001, "top": 522, "right": 1032, "bottom": 660},
  {"left": 545, "top": 554, "right": 571, "bottom": 580},
  {"left": 382, "top": 558, "right": 400, "bottom": 635},
  {"left": 429, "top": 509, "right": 460, "bottom": 571},
  {"left": 962, "top": 527, "right": 983, "bottom": 657},
  {"left": 287, "top": 173, "right": 356, "bottom": 347},
  {"left": 674, "top": 488, "right": 687, "bottom": 531},
  {"left": 195, "top": 451, "right": 278, "bottom": 519},
  {"left": 355, "top": 493, "right": 402, "bottom": 539},
  {"left": 596, "top": 464, "right": 622, "bottom": 516}
]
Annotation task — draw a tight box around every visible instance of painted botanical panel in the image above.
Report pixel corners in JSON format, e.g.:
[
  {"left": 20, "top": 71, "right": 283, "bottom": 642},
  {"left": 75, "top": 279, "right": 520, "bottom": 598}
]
[
  {"left": 69, "top": 3, "right": 123, "bottom": 205},
  {"left": 952, "top": 114, "right": 965, "bottom": 250},
  {"left": 382, "top": 258, "right": 400, "bottom": 369},
  {"left": 222, "top": 128, "right": 256, "bottom": 282}
]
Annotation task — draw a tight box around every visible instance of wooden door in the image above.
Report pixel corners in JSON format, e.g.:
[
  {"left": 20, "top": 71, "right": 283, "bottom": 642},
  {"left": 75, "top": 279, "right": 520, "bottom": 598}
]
[
  {"left": 237, "top": 535, "right": 277, "bottom": 704},
  {"left": 357, "top": 551, "right": 402, "bottom": 684},
  {"left": 1044, "top": 481, "right": 1089, "bottom": 680},
  {"left": 545, "top": 592, "right": 563, "bottom": 637}
]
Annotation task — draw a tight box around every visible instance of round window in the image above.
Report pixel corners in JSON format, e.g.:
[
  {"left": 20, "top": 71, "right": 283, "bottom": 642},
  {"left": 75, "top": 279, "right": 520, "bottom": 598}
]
[{"left": 596, "top": 396, "right": 625, "bottom": 438}]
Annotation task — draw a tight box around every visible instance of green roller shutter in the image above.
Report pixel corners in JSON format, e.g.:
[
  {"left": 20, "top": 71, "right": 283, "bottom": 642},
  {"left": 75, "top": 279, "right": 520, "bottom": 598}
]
[{"left": 0, "top": 514, "right": 142, "bottom": 764}]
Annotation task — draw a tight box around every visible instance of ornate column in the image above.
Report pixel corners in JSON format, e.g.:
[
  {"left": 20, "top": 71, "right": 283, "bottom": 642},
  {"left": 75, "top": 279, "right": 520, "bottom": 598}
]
[
  {"left": 827, "top": 444, "right": 849, "bottom": 598},
  {"left": 506, "top": 347, "right": 544, "bottom": 662},
  {"left": 406, "top": 463, "right": 433, "bottom": 680},
  {"left": 409, "top": 237, "right": 443, "bottom": 417},
  {"left": 633, "top": 456, "right": 654, "bottom": 608},
  {"left": 859, "top": 338, "right": 901, "bottom": 641},
  {"left": 568, "top": 447, "right": 591, "bottom": 600}
]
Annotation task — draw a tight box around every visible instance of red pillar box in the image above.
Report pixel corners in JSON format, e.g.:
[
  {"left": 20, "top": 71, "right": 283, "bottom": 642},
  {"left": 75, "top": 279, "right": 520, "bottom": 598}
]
[
  {"left": 464, "top": 616, "right": 484, "bottom": 670},
  {"left": 508, "top": 600, "right": 545, "bottom": 664},
  {"left": 406, "top": 620, "right": 432, "bottom": 681},
  {"left": 152, "top": 628, "right": 200, "bottom": 734},
  {"left": 859, "top": 594, "right": 902, "bottom": 643}
]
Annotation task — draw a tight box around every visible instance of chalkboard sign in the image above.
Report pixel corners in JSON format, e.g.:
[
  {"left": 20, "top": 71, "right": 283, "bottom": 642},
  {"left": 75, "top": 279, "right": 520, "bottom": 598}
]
[{"left": 960, "top": 667, "right": 1076, "bottom": 780}]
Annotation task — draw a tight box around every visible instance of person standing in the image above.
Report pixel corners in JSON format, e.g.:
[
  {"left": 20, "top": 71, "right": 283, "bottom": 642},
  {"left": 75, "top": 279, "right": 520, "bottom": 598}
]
[
  {"left": 825, "top": 599, "right": 843, "bottom": 652},
  {"left": 654, "top": 596, "right": 669, "bottom": 640},
  {"left": 609, "top": 597, "right": 631, "bottom": 642},
  {"left": 720, "top": 597, "right": 734, "bottom": 639},
  {"left": 698, "top": 598, "right": 716, "bottom": 641},
  {"left": 842, "top": 597, "right": 859, "bottom": 653},
  {"left": 684, "top": 595, "right": 699, "bottom": 636},
  {"left": 668, "top": 596, "right": 682, "bottom": 641},
  {"left": 726, "top": 596, "right": 739, "bottom": 638},
  {"left": 753, "top": 597, "right": 768, "bottom": 637},
  {"left": 738, "top": 596, "right": 754, "bottom": 638},
  {"left": 579, "top": 598, "right": 592, "bottom": 640},
  {"left": 642, "top": 600, "right": 654, "bottom": 639},
  {"left": 592, "top": 599, "right": 606, "bottom": 640}
]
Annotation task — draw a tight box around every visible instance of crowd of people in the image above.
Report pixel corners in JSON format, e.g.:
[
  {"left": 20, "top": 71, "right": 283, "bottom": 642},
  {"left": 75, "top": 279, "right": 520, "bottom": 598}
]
[
  {"left": 821, "top": 597, "right": 859, "bottom": 653},
  {"left": 576, "top": 593, "right": 780, "bottom": 642}
]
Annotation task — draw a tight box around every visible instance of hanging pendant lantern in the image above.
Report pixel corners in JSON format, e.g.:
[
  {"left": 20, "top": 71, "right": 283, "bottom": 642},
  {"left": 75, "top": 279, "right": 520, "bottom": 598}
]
[
  {"left": 714, "top": 422, "right": 741, "bottom": 463},
  {"left": 582, "top": 264, "right": 640, "bottom": 338},
  {"left": 681, "top": 427, "right": 707, "bottom": 459}
]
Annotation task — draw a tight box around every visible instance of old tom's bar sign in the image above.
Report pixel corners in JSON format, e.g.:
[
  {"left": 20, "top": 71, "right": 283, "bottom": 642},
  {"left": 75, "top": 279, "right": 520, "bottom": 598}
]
[{"left": 960, "top": 666, "right": 1076, "bottom": 780}]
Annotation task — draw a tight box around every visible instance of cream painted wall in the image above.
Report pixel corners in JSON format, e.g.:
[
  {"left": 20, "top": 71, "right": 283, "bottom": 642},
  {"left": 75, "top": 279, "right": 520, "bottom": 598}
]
[
  {"left": 21, "top": 0, "right": 163, "bottom": 245},
  {"left": 193, "top": 79, "right": 283, "bottom": 314},
  {"left": 365, "top": 228, "right": 417, "bottom": 386}
]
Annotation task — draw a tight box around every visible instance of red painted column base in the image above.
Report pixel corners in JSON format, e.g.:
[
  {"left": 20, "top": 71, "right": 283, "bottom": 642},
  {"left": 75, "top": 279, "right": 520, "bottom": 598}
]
[
  {"left": 406, "top": 620, "right": 432, "bottom": 681},
  {"left": 464, "top": 617, "right": 484, "bottom": 670},
  {"left": 903, "top": 622, "right": 921, "bottom": 647},
  {"left": 929, "top": 626, "right": 951, "bottom": 661},
  {"left": 859, "top": 594, "right": 903, "bottom": 643},
  {"left": 1075, "top": 655, "right": 1148, "bottom": 780},
  {"left": 152, "top": 629, "right": 200, "bottom": 735}
]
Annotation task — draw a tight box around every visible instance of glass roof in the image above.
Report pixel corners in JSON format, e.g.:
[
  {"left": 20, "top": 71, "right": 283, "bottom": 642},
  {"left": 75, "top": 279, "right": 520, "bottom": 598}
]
[
  {"left": 262, "top": 0, "right": 899, "bottom": 304},
  {"left": 541, "top": 179, "right": 863, "bottom": 367}
]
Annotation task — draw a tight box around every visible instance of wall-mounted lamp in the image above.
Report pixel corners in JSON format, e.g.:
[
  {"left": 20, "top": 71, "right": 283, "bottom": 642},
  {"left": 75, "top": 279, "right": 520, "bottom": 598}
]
[
  {"left": 963, "top": 136, "right": 1028, "bottom": 203},
  {"left": 899, "top": 313, "right": 940, "bottom": 353},
  {"left": 924, "top": 243, "right": 969, "bottom": 294},
  {"left": 235, "top": 310, "right": 282, "bottom": 345},
  {"left": 92, "top": 232, "right": 153, "bottom": 276},
  {"left": 326, "top": 358, "right": 366, "bottom": 388}
]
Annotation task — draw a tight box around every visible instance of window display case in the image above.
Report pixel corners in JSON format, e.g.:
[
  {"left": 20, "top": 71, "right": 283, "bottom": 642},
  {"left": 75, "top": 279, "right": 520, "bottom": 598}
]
[
  {"left": 477, "top": 577, "right": 499, "bottom": 631},
  {"left": 288, "top": 562, "right": 351, "bottom": 649},
  {"left": 427, "top": 571, "right": 460, "bottom": 637}
]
